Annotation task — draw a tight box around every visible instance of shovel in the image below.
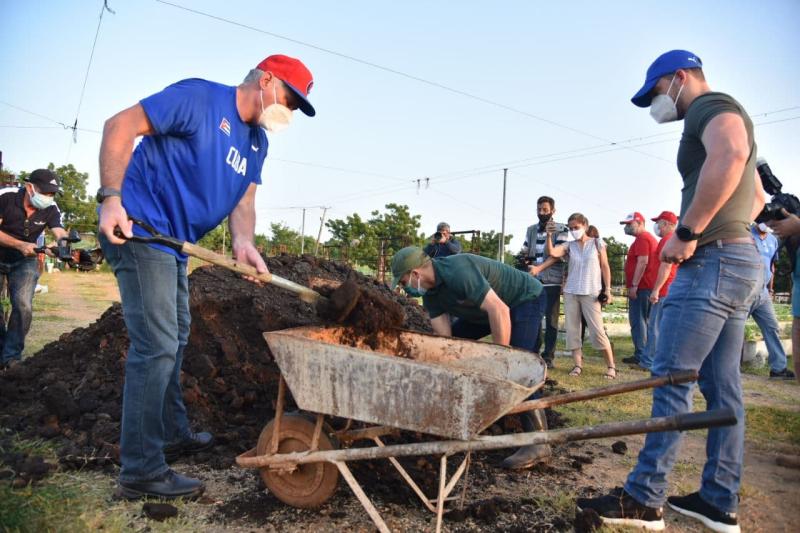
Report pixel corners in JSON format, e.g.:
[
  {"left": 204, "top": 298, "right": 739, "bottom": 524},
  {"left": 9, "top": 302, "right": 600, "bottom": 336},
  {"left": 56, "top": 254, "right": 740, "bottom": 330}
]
[{"left": 114, "top": 217, "right": 360, "bottom": 322}]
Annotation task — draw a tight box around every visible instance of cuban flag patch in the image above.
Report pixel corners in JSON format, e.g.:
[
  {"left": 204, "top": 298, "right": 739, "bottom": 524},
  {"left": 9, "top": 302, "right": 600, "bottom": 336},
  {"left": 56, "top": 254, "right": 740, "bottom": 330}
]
[{"left": 219, "top": 117, "right": 231, "bottom": 136}]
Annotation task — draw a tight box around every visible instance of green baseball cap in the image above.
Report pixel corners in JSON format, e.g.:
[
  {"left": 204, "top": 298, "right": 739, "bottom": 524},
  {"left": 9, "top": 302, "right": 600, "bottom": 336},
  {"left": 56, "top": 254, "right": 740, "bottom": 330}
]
[{"left": 391, "top": 246, "right": 429, "bottom": 287}]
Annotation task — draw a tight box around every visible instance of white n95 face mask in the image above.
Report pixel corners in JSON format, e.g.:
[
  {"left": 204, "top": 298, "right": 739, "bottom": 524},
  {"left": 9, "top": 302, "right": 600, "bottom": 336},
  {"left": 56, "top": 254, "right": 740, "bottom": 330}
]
[
  {"left": 649, "top": 74, "right": 685, "bottom": 124},
  {"left": 570, "top": 228, "right": 585, "bottom": 240},
  {"left": 653, "top": 222, "right": 662, "bottom": 237},
  {"left": 259, "top": 81, "right": 293, "bottom": 133}
]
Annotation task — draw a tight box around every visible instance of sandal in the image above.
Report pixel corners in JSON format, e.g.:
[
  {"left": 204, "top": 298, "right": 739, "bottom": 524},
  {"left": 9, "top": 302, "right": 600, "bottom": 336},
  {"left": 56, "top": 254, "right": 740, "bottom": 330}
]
[
  {"left": 604, "top": 366, "right": 617, "bottom": 380},
  {"left": 569, "top": 365, "right": 582, "bottom": 377}
]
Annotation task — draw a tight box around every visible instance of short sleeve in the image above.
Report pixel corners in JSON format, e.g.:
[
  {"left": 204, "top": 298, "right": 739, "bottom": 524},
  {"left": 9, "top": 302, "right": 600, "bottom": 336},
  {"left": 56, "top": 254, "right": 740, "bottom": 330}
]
[
  {"left": 46, "top": 205, "right": 63, "bottom": 229},
  {"left": 140, "top": 79, "right": 210, "bottom": 137},
  {"left": 688, "top": 96, "right": 742, "bottom": 140}
]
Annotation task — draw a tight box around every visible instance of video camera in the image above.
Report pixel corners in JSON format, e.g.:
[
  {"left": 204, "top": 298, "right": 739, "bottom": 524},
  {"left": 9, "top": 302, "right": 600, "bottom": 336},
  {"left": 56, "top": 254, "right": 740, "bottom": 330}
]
[
  {"left": 755, "top": 158, "right": 800, "bottom": 223},
  {"left": 35, "top": 229, "right": 81, "bottom": 262},
  {"left": 432, "top": 231, "right": 443, "bottom": 241}
]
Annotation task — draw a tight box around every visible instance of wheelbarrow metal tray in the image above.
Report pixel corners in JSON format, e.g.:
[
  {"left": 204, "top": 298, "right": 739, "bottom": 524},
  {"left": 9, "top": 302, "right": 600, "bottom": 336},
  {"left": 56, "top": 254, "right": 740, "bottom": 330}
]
[{"left": 264, "top": 327, "right": 545, "bottom": 440}]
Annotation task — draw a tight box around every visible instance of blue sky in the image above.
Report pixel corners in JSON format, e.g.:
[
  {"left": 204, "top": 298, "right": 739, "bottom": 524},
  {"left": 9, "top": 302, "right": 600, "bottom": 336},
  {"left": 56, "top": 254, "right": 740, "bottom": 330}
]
[{"left": 1, "top": 0, "right": 798, "bottom": 250}]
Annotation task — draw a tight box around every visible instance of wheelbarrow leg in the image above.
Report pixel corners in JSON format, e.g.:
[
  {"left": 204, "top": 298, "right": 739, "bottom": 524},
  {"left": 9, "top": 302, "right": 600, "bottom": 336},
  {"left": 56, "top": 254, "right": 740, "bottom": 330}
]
[
  {"left": 270, "top": 376, "right": 287, "bottom": 454},
  {"left": 435, "top": 455, "right": 447, "bottom": 533},
  {"left": 333, "top": 460, "right": 391, "bottom": 533}
]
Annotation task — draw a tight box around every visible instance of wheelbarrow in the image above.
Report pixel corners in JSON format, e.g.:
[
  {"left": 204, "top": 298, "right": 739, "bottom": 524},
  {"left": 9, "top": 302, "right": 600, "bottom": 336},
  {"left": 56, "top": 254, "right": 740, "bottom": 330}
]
[{"left": 236, "top": 326, "right": 735, "bottom": 533}]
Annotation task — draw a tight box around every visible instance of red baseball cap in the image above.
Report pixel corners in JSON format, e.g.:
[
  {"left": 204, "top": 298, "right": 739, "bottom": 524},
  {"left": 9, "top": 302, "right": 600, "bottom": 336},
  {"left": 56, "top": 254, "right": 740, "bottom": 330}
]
[
  {"left": 651, "top": 211, "right": 678, "bottom": 224},
  {"left": 619, "top": 212, "right": 645, "bottom": 224},
  {"left": 256, "top": 54, "right": 316, "bottom": 117}
]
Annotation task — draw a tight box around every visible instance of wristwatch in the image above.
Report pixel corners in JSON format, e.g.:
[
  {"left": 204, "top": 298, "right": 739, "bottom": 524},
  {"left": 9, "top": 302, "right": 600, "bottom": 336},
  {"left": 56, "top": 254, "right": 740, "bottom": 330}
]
[
  {"left": 675, "top": 224, "right": 701, "bottom": 242},
  {"left": 96, "top": 187, "right": 122, "bottom": 203}
]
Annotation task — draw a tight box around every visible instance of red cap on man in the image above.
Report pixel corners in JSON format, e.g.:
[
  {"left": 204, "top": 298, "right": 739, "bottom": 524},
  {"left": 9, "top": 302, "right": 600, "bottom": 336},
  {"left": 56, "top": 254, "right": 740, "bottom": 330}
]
[
  {"left": 619, "top": 212, "right": 645, "bottom": 224},
  {"left": 651, "top": 211, "right": 678, "bottom": 224},
  {"left": 257, "top": 54, "right": 316, "bottom": 117}
]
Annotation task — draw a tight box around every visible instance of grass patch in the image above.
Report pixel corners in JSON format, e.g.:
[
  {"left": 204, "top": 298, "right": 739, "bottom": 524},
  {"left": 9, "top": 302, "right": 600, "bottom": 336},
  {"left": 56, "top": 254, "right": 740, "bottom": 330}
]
[{"left": 745, "top": 405, "right": 800, "bottom": 447}]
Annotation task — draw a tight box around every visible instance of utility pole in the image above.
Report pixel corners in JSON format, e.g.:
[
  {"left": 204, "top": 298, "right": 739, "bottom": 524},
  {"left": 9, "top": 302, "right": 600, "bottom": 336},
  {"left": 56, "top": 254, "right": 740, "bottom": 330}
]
[
  {"left": 498, "top": 168, "right": 508, "bottom": 261},
  {"left": 300, "top": 208, "right": 307, "bottom": 254},
  {"left": 315, "top": 207, "right": 329, "bottom": 256}
]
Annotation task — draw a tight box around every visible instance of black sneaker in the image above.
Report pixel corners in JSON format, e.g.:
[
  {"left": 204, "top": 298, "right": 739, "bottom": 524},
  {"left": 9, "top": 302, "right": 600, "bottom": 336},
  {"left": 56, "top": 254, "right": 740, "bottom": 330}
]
[
  {"left": 577, "top": 487, "right": 665, "bottom": 530},
  {"left": 163, "top": 431, "right": 214, "bottom": 462},
  {"left": 622, "top": 355, "right": 641, "bottom": 366},
  {"left": 769, "top": 368, "right": 796, "bottom": 380},
  {"left": 668, "top": 492, "right": 739, "bottom": 533}
]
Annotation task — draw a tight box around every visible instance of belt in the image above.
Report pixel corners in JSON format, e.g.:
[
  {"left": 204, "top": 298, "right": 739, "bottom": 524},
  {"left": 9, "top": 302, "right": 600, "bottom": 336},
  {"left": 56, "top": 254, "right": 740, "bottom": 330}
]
[{"left": 698, "top": 237, "right": 754, "bottom": 248}]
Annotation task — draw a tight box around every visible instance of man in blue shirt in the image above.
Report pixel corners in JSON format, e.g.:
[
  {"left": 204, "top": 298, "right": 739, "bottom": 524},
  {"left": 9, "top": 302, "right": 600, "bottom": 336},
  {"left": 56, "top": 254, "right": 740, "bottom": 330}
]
[
  {"left": 748, "top": 223, "right": 794, "bottom": 379},
  {"left": 97, "top": 54, "right": 316, "bottom": 500}
]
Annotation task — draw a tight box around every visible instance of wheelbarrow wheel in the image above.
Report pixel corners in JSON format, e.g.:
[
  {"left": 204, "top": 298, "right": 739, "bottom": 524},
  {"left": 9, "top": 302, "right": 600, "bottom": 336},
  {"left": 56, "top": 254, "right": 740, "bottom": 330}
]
[{"left": 256, "top": 413, "right": 339, "bottom": 509}]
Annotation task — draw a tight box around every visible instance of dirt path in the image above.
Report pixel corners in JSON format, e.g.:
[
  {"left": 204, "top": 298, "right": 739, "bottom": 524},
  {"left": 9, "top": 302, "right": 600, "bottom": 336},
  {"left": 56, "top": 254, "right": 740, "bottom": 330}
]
[{"left": 25, "top": 269, "right": 119, "bottom": 356}]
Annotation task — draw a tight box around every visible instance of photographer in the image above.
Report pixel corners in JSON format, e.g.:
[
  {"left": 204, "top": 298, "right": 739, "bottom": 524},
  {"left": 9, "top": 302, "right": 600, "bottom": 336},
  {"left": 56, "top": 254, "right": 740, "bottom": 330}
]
[
  {"left": 767, "top": 211, "right": 800, "bottom": 384},
  {"left": 0, "top": 169, "right": 68, "bottom": 369},
  {"left": 423, "top": 222, "right": 461, "bottom": 258}
]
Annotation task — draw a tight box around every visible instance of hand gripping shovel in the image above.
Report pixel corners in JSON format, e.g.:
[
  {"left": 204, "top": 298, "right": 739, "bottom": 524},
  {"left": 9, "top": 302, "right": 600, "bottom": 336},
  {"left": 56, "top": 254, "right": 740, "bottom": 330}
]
[{"left": 114, "top": 217, "right": 360, "bottom": 322}]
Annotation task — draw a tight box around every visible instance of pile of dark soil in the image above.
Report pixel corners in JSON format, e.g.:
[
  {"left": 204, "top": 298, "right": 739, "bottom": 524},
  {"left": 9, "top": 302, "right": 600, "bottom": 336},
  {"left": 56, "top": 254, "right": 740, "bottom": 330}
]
[{"left": 0, "top": 255, "right": 431, "bottom": 471}]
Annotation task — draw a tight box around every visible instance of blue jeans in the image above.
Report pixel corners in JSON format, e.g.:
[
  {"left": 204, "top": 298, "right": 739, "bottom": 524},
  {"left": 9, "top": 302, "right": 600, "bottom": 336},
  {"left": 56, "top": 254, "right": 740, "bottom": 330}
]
[
  {"left": 624, "top": 242, "right": 762, "bottom": 513},
  {"left": 628, "top": 289, "right": 652, "bottom": 359},
  {"left": 533, "top": 285, "right": 561, "bottom": 361},
  {"left": 100, "top": 236, "right": 192, "bottom": 482},
  {"left": 0, "top": 257, "right": 39, "bottom": 363},
  {"left": 749, "top": 288, "right": 788, "bottom": 373},
  {"left": 451, "top": 298, "right": 542, "bottom": 352},
  {"left": 640, "top": 299, "right": 664, "bottom": 370}
]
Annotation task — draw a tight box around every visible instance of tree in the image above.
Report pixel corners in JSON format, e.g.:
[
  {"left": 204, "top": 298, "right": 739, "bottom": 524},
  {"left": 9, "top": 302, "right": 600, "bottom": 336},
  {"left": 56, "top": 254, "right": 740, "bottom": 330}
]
[
  {"left": 602, "top": 236, "right": 628, "bottom": 287},
  {"left": 325, "top": 204, "right": 424, "bottom": 265},
  {"left": 268, "top": 222, "right": 315, "bottom": 255},
  {"left": 18, "top": 163, "right": 96, "bottom": 232},
  {"left": 468, "top": 230, "right": 515, "bottom": 265}
]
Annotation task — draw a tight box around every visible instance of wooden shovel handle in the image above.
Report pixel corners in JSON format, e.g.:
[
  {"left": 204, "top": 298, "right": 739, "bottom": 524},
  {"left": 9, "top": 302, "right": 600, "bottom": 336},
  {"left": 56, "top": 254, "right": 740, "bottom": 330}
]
[{"left": 181, "top": 242, "right": 322, "bottom": 304}]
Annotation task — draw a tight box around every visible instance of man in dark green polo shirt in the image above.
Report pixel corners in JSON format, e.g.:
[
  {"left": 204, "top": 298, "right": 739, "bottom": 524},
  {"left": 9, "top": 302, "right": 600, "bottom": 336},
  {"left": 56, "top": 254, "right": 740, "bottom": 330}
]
[{"left": 391, "top": 246, "right": 549, "bottom": 469}]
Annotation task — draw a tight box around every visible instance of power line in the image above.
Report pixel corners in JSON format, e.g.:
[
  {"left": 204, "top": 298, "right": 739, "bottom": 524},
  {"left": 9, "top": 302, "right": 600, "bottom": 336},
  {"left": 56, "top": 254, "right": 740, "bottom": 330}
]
[
  {"left": 0, "top": 101, "right": 102, "bottom": 133},
  {"left": 155, "top": 0, "right": 671, "bottom": 164},
  {"left": 270, "top": 158, "right": 407, "bottom": 183}
]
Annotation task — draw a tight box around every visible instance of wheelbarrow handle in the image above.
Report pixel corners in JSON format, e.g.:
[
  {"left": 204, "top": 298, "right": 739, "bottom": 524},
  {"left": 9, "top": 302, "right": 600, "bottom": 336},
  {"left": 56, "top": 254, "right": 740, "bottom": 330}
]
[{"left": 507, "top": 369, "right": 699, "bottom": 415}]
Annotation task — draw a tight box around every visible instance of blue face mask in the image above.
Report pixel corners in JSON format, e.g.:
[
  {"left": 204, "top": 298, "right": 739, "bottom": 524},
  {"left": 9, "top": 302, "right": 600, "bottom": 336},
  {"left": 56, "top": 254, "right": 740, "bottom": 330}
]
[
  {"left": 404, "top": 273, "right": 426, "bottom": 297},
  {"left": 29, "top": 185, "right": 55, "bottom": 210}
]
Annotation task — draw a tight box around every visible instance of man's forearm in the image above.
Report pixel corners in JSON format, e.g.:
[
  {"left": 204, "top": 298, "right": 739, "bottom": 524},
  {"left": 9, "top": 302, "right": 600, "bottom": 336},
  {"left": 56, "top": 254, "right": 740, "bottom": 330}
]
[
  {"left": 0, "top": 230, "right": 26, "bottom": 251},
  {"left": 488, "top": 308, "right": 511, "bottom": 345},
  {"left": 229, "top": 186, "right": 257, "bottom": 246},
  {"left": 631, "top": 259, "right": 648, "bottom": 287},
  {"left": 651, "top": 261, "right": 671, "bottom": 295},
  {"left": 430, "top": 314, "right": 452, "bottom": 337},
  {"left": 99, "top": 118, "right": 136, "bottom": 190}
]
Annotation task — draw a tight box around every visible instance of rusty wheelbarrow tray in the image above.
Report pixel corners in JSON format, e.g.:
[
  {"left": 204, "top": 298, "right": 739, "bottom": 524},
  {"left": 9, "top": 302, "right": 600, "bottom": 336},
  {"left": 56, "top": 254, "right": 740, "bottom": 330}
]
[{"left": 235, "top": 326, "right": 735, "bottom": 533}]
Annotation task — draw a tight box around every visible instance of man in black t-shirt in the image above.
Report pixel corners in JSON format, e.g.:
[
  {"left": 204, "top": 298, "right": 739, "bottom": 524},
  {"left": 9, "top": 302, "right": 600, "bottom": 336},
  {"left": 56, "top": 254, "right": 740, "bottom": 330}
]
[{"left": 0, "top": 168, "right": 67, "bottom": 367}]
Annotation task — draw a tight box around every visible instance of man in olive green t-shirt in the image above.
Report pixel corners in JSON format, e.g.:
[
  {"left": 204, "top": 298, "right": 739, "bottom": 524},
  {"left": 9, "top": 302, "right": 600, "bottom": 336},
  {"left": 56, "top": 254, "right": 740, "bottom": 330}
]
[
  {"left": 391, "top": 246, "right": 549, "bottom": 469},
  {"left": 578, "top": 50, "right": 766, "bottom": 533}
]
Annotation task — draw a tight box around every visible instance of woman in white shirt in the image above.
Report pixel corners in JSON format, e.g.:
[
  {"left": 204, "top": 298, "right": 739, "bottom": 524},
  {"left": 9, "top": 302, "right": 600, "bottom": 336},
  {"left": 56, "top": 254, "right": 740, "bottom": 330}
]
[{"left": 542, "top": 213, "right": 616, "bottom": 379}]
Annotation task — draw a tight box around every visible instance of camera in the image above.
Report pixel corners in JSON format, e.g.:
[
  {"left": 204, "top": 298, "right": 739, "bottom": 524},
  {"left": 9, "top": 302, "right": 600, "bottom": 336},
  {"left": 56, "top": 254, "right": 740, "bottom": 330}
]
[
  {"left": 433, "top": 231, "right": 443, "bottom": 241},
  {"left": 514, "top": 252, "right": 532, "bottom": 271},
  {"left": 755, "top": 158, "right": 800, "bottom": 223}
]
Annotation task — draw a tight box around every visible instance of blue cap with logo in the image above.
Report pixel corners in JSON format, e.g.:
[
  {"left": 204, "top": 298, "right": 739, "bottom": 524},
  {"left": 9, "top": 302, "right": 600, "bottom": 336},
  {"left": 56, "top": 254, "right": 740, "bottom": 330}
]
[{"left": 631, "top": 50, "right": 703, "bottom": 108}]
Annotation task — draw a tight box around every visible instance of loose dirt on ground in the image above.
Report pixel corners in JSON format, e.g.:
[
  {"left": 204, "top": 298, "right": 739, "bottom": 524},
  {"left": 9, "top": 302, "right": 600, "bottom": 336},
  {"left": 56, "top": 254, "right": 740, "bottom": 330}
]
[{"left": 1, "top": 254, "right": 799, "bottom": 532}]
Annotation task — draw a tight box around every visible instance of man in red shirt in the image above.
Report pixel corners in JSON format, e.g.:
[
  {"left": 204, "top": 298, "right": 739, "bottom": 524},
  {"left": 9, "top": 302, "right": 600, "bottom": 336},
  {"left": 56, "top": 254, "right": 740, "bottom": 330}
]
[
  {"left": 620, "top": 212, "right": 659, "bottom": 367},
  {"left": 640, "top": 211, "right": 679, "bottom": 370}
]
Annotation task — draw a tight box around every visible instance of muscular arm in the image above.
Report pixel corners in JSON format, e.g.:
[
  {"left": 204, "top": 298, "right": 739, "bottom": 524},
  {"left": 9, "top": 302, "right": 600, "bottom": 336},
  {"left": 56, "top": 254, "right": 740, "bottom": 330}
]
[
  {"left": 98, "top": 104, "right": 155, "bottom": 243},
  {"left": 430, "top": 314, "right": 453, "bottom": 337},
  {"left": 229, "top": 183, "right": 268, "bottom": 274},
  {"left": 680, "top": 112, "right": 751, "bottom": 233},
  {"left": 480, "top": 289, "right": 511, "bottom": 345}
]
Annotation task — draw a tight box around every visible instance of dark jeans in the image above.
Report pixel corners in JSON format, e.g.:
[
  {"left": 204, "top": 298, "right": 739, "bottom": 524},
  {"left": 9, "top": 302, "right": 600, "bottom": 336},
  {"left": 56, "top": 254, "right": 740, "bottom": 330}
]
[
  {"left": 533, "top": 285, "right": 561, "bottom": 362},
  {"left": 100, "top": 236, "right": 192, "bottom": 483},
  {"left": 628, "top": 289, "right": 653, "bottom": 358},
  {"left": 451, "top": 298, "right": 542, "bottom": 352},
  {"left": 451, "top": 298, "right": 544, "bottom": 403},
  {"left": 0, "top": 256, "right": 40, "bottom": 363}
]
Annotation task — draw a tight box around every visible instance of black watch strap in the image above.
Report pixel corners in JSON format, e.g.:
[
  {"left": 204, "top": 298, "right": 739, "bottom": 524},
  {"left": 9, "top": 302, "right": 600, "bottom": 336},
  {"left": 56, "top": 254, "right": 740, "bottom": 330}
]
[
  {"left": 676, "top": 224, "right": 701, "bottom": 242},
  {"left": 96, "top": 187, "right": 121, "bottom": 203}
]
